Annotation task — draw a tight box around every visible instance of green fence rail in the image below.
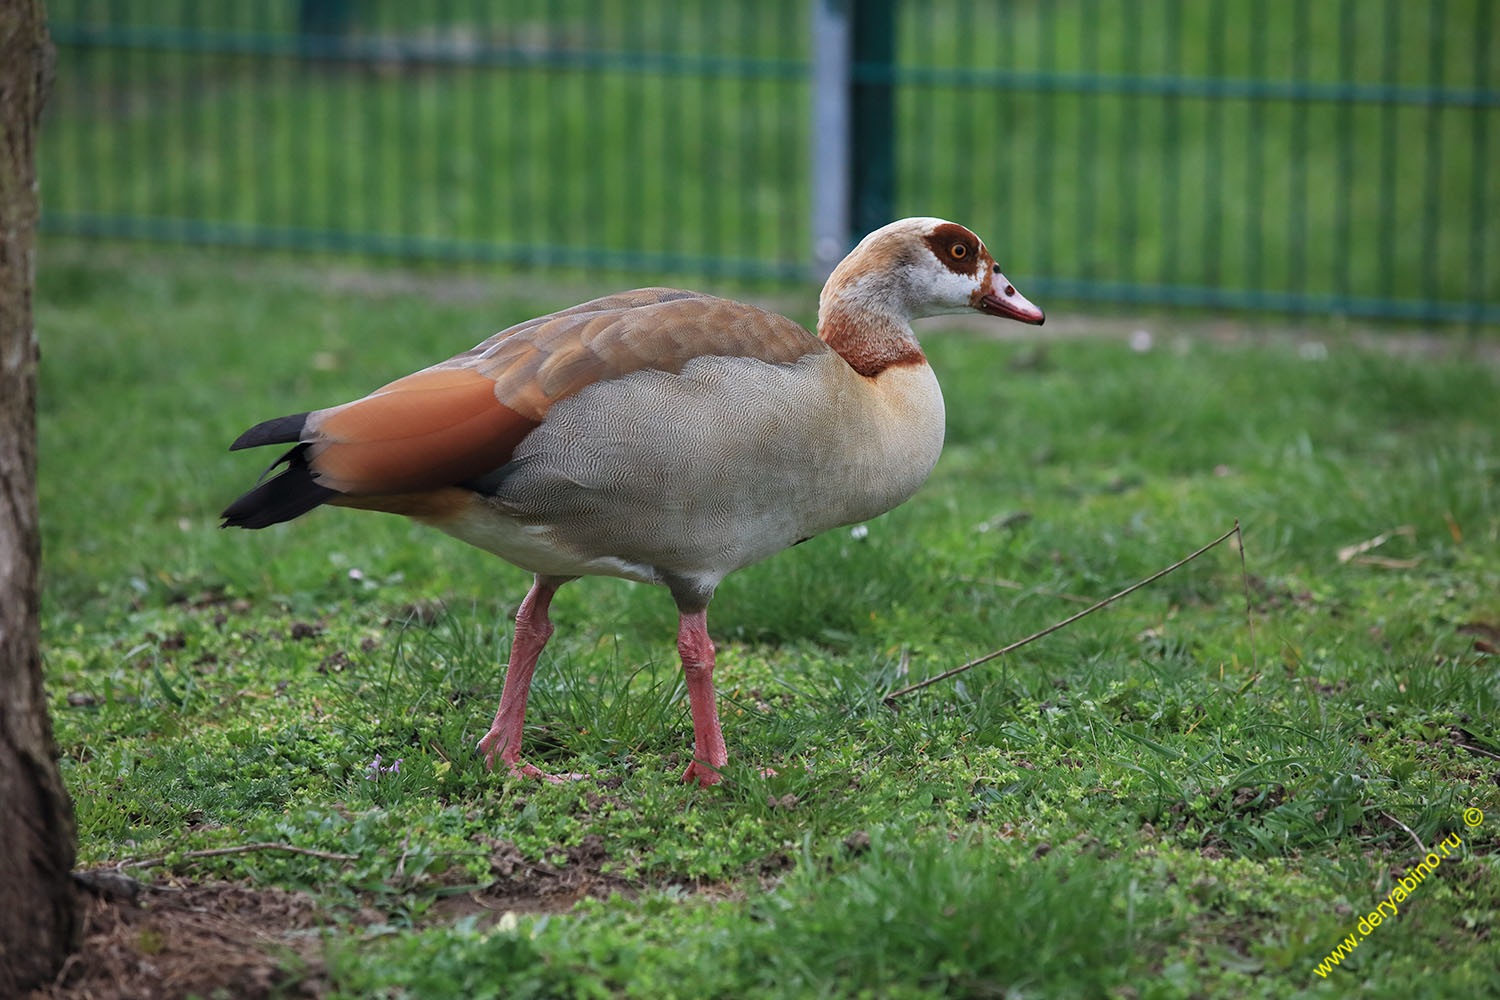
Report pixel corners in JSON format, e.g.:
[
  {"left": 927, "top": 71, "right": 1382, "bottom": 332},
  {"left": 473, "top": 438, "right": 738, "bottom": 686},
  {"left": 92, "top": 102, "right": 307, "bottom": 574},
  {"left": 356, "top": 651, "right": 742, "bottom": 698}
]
[{"left": 40, "top": 1, "right": 1500, "bottom": 323}]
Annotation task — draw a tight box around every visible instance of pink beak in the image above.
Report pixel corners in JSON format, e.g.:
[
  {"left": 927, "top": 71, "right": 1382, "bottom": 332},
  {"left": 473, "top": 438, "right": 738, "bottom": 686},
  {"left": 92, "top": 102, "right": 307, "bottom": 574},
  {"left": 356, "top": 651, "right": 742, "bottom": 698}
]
[{"left": 978, "top": 271, "right": 1045, "bottom": 325}]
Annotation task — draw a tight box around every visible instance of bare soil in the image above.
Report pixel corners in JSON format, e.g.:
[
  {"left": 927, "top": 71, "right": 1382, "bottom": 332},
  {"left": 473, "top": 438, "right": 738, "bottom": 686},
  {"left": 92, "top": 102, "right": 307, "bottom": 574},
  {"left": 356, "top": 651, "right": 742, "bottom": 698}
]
[
  {"left": 30, "top": 879, "right": 328, "bottom": 1000},
  {"left": 30, "top": 838, "right": 642, "bottom": 1000}
]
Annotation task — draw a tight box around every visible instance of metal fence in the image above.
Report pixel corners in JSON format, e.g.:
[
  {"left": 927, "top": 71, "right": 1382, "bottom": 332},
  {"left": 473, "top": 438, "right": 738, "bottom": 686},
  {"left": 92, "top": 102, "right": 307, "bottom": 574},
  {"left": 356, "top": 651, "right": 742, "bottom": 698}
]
[{"left": 40, "top": 1, "right": 1500, "bottom": 324}]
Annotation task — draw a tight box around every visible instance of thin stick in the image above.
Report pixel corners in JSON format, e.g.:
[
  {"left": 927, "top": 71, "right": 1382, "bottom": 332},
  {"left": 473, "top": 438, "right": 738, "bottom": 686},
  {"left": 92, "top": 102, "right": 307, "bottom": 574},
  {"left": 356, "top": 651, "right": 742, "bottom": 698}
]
[
  {"left": 108, "top": 841, "right": 359, "bottom": 871},
  {"left": 1455, "top": 742, "right": 1500, "bottom": 763},
  {"left": 1379, "top": 811, "right": 1426, "bottom": 854},
  {"left": 885, "top": 524, "right": 1242, "bottom": 705},
  {"left": 1234, "top": 520, "right": 1259, "bottom": 673}
]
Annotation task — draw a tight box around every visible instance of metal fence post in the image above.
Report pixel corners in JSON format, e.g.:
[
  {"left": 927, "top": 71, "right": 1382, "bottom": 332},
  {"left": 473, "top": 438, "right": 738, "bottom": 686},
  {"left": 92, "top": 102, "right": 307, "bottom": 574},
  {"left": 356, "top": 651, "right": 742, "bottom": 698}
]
[
  {"left": 811, "top": 0, "right": 852, "bottom": 278},
  {"left": 298, "top": 0, "right": 352, "bottom": 58},
  {"left": 812, "top": 0, "right": 895, "bottom": 277},
  {"left": 850, "top": 0, "right": 896, "bottom": 242}
]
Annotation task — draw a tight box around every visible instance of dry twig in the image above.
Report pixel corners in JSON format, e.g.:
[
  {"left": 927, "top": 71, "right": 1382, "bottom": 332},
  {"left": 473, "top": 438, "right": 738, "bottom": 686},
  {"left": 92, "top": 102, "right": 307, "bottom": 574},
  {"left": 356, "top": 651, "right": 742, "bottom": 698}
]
[
  {"left": 1379, "top": 811, "right": 1427, "bottom": 854},
  {"left": 108, "top": 842, "right": 359, "bottom": 871},
  {"left": 885, "top": 522, "right": 1255, "bottom": 705},
  {"left": 1336, "top": 525, "right": 1414, "bottom": 564}
]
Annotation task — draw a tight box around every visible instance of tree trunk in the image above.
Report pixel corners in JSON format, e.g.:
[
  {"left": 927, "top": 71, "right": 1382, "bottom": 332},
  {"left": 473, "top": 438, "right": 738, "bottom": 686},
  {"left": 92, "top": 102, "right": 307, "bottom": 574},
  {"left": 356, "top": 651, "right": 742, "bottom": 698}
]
[{"left": 0, "top": 1, "right": 77, "bottom": 994}]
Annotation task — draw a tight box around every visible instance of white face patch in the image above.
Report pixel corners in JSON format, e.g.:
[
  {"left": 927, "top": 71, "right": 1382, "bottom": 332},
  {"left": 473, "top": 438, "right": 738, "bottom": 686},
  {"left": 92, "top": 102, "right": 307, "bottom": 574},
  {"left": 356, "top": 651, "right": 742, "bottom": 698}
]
[
  {"left": 911, "top": 262, "right": 984, "bottom": 317},
  {"left": 924, "top": 263, "right": 984, "bottom": 314},
  {"left": 821, "top": 217, "right": 1020, "bottom": 327}
]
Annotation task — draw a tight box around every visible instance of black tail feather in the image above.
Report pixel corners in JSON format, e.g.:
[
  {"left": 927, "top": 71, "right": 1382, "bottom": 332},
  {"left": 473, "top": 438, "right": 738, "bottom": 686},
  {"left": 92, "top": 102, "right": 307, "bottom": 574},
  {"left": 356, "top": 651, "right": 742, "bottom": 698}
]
[
  {"left": 221, "top": 443, "right": 338, "bottom": 529},
  {"left": 230, "top": 412, "right": 311, "bottom": 451}
]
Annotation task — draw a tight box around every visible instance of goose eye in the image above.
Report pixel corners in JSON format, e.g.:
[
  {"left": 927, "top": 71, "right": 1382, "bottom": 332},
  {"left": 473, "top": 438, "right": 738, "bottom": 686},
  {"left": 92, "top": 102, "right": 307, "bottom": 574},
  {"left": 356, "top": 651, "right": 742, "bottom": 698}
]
[{"left": 950, "top": 243, "right": 968, "bottom": 260}]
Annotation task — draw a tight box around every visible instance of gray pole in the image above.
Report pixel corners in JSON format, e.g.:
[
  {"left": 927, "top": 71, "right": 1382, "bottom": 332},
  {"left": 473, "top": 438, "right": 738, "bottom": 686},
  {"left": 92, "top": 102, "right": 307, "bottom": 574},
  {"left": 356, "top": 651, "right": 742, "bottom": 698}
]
[{"left": 811, "top": 0, "right": 851, "bottom": 279}]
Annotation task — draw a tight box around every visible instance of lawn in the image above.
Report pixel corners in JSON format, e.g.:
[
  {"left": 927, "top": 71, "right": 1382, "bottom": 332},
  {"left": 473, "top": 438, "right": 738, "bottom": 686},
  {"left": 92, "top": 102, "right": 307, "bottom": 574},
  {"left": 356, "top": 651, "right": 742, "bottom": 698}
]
[{"left": 36, "top": 243, "right": 1500, "bottom": 998}]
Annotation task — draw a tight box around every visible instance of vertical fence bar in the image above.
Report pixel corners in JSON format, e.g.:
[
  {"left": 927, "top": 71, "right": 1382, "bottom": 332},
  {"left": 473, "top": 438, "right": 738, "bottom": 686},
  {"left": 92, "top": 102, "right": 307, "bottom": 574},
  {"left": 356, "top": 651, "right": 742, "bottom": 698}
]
[
  {"left": 340, "top": 3, "right": 360, "bottom": 247},
  {"left": 239, "top": 1, "right": 261, "bottom": 230},
  {"left": 1202, "top": 1, "right": 1225, "bottom": 288},
  {"left": 691, "top": 6, "right": 713, "bottom": 268},
  {"left": 811, "top": 0, "right": 851, "bottom": 274},
  {"left": 1420, "top": 0, "right": 1446, "bottom": 307},
  {"left": 146, "top": 2, "right": 166, "bottom": 224},
  {"left": 1378, "top": 0, "right": 1398, "bottom": 299},
  {"left": 1335, "top": 0, "right": 1354, "bottom": 311},
  {"left": 743, "top": 0, "right": 764, "bottom": 266},
  {"left": 471, "top": 0, "right": 492, "bottom": 252},
  {"left": 290, "top": 2, "right": 313, "bottom": 242},
  {"left": 1159, "top": 0, "right": 1182, "bottom": 286},
  {"left": 396, "top": 3, "right": 417, "bottom": 244},
  {"left": 420, "top": 1, "right": 444, "bottom": 246},
  {"left": 1076, "top": 7, "right": 1097, "bottom": 280},
  {"left": 850, "top": 0, "right": 895, "bottom": 240},
  {"left": 515, "top": 4, "right": 536, "bottom": 258},
  {"left": 1117, "top": 0, "right": 1139, "bottom": 285},
  {"left": 728, "top": 0, "right": 747, "bottom": 267},
  {"left": 1288, "top": 0, "right": 1308, "bottom": 299},
  {"left": 778, "top": 0, "right": 800, "bottom": 272},
  {"left": 1033, "top": 1, "right": 1054, "bottom": 276},
  {"left": 117, "top": 0, "right": 141, "bottom": 223},
  {"left": 1467, "top": 1, "right": 1491, "bottom": 322},
  {"left": 1245, "top": 6, "right": 1265, "bottom": 293},
  {"left": 68, "top": 3, "right": 88, "bottom": 220},
  {"left": 958, "top": 1, "right": 979, "bottom": 227},
  {"left": 596, "top": 0, "right": 619, "bottom": 260},
  {"left": 908, "top": 2, "right": 934, "bottom": 222},
  {"left": 215, "top": 1, "right": 235, "bottom": 228},
  {"left": 309, "top": 1, "right": 327, "bottom": 235},
  {"left": 261, "top": 0, "right": 285, "bottom": 237},
  {"left": 368, "top": 3, "right": 388, "bottom": 254},
  {"left": 704, "top": 5, "right": 724, "bottom": 270},
  {"left": 660, "top": 1, "right": 682, "bottom": 260},
  {"left": 620, "top": 0, "right": 644, "bottom": 262},
  {"left": 503, "top": 0, "right": 523, "bottom": 254},
  {"left": 170, "top": 0, "right": 191, "bottom": 241},
  {"left": 558, "top": 0, "right": 573, "bottom": 261}
]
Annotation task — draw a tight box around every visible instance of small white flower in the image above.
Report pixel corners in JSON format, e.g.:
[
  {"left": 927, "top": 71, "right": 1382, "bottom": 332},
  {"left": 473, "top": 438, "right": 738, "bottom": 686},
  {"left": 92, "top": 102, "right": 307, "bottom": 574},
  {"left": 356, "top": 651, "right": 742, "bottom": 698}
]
[
  {"left": 850, "top": 524, "right": 869, "bottom": 540},
  {"left": 1129, "top": 330, "right": 1154, "bottom": 353}
]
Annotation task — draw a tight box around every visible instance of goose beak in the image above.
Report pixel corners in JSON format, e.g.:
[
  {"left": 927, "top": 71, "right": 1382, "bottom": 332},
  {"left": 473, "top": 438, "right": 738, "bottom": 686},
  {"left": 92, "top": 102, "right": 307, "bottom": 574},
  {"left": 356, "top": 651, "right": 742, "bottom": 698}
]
[{"left": 977, "top": 271, "right": 1045, "bottom": 325}]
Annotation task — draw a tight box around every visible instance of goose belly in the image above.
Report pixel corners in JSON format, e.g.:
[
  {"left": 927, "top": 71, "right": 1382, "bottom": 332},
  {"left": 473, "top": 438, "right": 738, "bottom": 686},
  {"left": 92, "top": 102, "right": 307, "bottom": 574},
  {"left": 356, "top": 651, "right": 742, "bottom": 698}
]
[{"left": 450, "top": 353, "right": 945, "bottom": 586}]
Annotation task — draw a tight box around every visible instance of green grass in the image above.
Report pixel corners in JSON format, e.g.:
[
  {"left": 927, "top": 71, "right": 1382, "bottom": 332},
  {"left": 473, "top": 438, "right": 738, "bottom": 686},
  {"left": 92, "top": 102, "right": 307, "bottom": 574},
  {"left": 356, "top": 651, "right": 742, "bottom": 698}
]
[{"left": 38, "top": 245, "right": 1500, "bottom": 998}]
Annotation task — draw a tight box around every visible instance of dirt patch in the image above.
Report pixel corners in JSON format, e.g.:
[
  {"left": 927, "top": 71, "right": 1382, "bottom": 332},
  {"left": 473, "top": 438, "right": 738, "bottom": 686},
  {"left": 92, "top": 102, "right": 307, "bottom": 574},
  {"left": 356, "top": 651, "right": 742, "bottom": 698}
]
[
  {"left": 426, "top": 833, "right": 638, "bottom": 925},
  {"left": 35, "top": 843, "right": 734, "bottom": 995},
  {"left": 31, "top": 879, "right": 328, "bottom": 1000}
]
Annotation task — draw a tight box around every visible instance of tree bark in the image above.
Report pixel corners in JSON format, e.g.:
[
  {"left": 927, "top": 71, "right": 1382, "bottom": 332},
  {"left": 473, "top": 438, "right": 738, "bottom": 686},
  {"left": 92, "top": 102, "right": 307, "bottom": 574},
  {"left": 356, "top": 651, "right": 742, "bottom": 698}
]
[{"left": 0, "top": 1, "right": 77, "bottom": 994}]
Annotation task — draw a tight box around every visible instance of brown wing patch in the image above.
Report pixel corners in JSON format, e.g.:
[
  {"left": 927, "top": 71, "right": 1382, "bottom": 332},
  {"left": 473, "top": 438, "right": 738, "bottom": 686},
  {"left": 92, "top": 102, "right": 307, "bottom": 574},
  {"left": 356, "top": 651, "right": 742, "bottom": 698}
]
[
  {"left": 306, "top": 368, "right": 539, "bottom": 494},
  {"left": 297, "top": 288, "right": 822, "bottom": 498},
  {"left": 921, "top": 223, "right": 982, "bottom": 277},
  {"left": 456, "top": 291, "right": 825, "bottom": 418}
]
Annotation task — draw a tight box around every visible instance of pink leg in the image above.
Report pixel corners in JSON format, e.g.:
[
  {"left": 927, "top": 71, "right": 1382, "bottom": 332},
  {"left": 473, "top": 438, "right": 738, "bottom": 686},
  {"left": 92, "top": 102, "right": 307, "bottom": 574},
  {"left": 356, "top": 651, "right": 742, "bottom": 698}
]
[
  {"left": 677, "top": 608, "right": 728, "bottom": 787},
  {"left": 477, "top": 576, "right": 583, "bottom": 782}
]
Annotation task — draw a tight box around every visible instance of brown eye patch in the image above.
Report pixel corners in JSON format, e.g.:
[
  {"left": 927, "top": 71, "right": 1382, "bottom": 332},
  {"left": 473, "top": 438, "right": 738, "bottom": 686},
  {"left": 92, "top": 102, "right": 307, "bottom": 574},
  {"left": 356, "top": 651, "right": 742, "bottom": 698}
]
[{"left": 922, "top": 222, "right": 981, "bottom": 276}]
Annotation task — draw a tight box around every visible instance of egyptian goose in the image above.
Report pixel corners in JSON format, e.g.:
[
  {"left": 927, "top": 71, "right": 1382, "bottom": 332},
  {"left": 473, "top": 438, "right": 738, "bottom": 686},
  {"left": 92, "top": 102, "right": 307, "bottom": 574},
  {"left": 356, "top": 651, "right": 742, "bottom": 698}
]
[{"left": 222, "top": 218, "right": 1044, "bottom": 787}]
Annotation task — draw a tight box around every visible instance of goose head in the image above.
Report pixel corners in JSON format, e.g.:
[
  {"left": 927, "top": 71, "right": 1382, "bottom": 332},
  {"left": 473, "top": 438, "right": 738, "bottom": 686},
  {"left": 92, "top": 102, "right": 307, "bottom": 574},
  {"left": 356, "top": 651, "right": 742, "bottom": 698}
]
[{"left": 820, "top": 217, "right": 1045, "bottom": 328}]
